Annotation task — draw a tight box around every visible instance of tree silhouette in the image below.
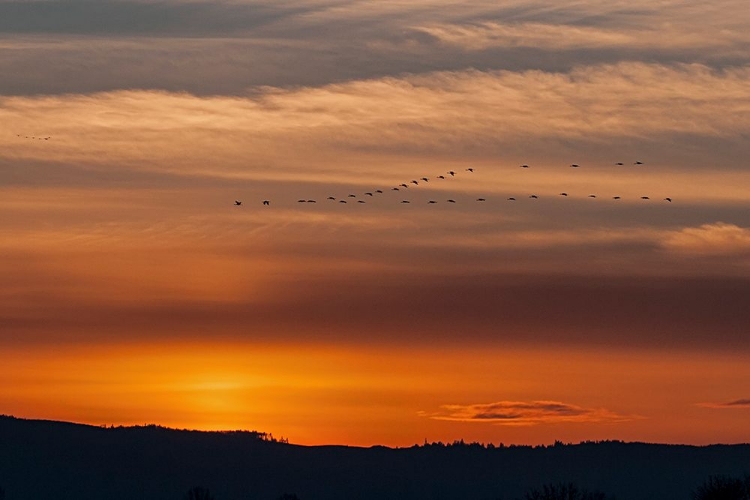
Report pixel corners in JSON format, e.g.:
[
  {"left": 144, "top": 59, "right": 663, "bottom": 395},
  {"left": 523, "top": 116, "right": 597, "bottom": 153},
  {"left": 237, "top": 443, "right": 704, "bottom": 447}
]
[
  {"left": 693, "top": 475, "right": 750, "bottom": 500},
  {"left": 184, "top": 486, "right": 214, "bottom": 500},
  {"left": 521, "top": 482, "right": 613, "bottom": 500}
]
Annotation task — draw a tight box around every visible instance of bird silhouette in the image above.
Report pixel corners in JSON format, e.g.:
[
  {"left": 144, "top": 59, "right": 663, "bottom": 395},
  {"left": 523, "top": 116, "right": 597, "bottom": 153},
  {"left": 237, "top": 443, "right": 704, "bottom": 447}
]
[
  {"left": 392, "top": 187, "right": 400, "bottom": 191},
  {"left": 298, "top": 199, "right": 306, "bottom": 203},
  {"left": 520, "top": 164, "right": 529, "bottom": 168},
  {"left": 357, "top": 200, "right": 365, "bottom": 203},
  {"left": 466, "top": 168, "right": 474, "bottom": 172},
  {"left": 348, "top": 194, "right": 356, "bottom": 198},
  {"left": 437, "top": 175, "right": 445, "bottom": 179},
  {"left": 447, "top": 199, "right": 456, "bottom": 203},
  {"left": 641, "top": 196, "right": 650, "bottom": 200},
  {"left": 476, "top": 198, "right": 486, "bottom": 202},
  {"left": 613, "top": 196, "right": 621, "bottom": 200},
  {"left": 588, "top": 194, "right": 596, "bottom": 198},
  {"left": 420, "top": 177, "right": 429, "bottom": 182},
  {"left": 365, "top": 192, "right": 373, "bottom": 196},
  {"left": 448, "top": 170, "right": 456, "bottom": 176},
  {"left": 376, "top": 189, "right": 383, "bottom": 194},
  {"left": 570, "top": 164, "right": 580, "bottom": 168},
  {"left": 560, "top": 192, "right": 568, "bottom": 196},
  {"left": 634, "top": 161, "right": 644, "bottom": 165},
  {"left": 339, "top": 200, "right": 347, "bottom": 203},
  {"left": 615, "top": 162, "right": 624, "bottom": 165},
  {"left": 411, "top": 180, "right": 419, "bottom": 185},
  {"left": 400, "top": 183, "right": 409, "bottom": 188},
  {"left": 327, "top": 196, "right": 336, "bottom": 200},
  {"left": 234, "top": 200, "right": 242, "bottom": 206},
  {"left": 307, "top": 200, "right": 316, "bottom": 203},
  {"left": 507, "top": 197, "right": 516, "bottom": 201},
  {"left": 262, "top": 200, "right": 270, "bottom": 205},
  {"left": 428, "top": 200, "right": 437, "bottom": 204},
  {"left": 401, "top": 200, "right": 410, "bottom": 204},
  {"left": 664, "top": 197, "right": 672, "bottom": 202},
  {"left": 529, "top": 195, "right": 538, "bottom": 199}
]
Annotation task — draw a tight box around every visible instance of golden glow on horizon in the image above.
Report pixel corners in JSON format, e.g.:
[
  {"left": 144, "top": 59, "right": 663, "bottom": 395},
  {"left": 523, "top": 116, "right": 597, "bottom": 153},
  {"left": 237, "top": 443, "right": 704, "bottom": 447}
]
[{"left": 1, "top": 342, "right": 749, "bottom": 446}]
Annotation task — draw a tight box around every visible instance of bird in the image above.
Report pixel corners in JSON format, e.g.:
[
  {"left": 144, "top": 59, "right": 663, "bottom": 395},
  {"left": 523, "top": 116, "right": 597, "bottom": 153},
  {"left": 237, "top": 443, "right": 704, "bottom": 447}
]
[
  {"left": 234, "top": 200, "right": 242, "bottom": 206},
  {"left": 376, "top": 190, "right": 383, "bottom": 194},
  {"left": 447, "top": 199, "right": 456, "bottom": 203},
  {"left": 588, "top": 194, "right": 596, "bottom": 198},
  {"left": 401, "top": 200, "right": 410, "bottom": 204},
  {"left": 307, "top": 200, "right": 316, "bottom": 203},
  {"left": 448, "top": 170, "right": 456, "bottom": 176},
  {"left": 420, "top": 177, "right": 429, "bottom": 182},
  {"left": 570, "top": 164, "right": 580, "bottom": 168},
  {"left": 664, "top": 197, "right": 672, "bottom": 202},
  {"left": 339, "top": 200, "right": 347, "bottom": 203},
  {"left": 437, "top": 175, "right": 445, "bottom": 179},
  {"left": 560, "top": 192, "right": 568, "bottom": 196},
  {"left": 348, "top": 194, "right": 356, "bottom": 198},
  {"left": 400, "top": 183, "right": 409, "bottom": 188},
  {"left": 365, "top": 192, "right": 373, "bottom": 196},
  {"left": 529, "top": 195, "right": 538, "bottom": 199},
  {"left": 428, "top": 200, "right": 437, "bottom": 204},
  {"left": 476, "top": 198, "right": 486, "bottom": 202},
  {"left": 392, "top": 187, "right": 400, "bottom": 191},
  {"left": 358, "top": 200, "right": 365, "bottom": 203},
  {"left": 298, "top": 199, "right": 306, "bottom": 203},
  {"left": 507, "top": 197, "right": 516, "bottom": 201},
  {"left": 327, "top": 196, "right": 336, "bottom": 200},
  {"left": 466, "top": 168, "right": 474, "bottom": 172},
  {"left": 634, "top": 161, "right": 644, "bottom": 165},
  {"left": 615, "top": 162, "right": 624, "bottom": 165},
  {"left": 262, "top": 200, "right": 270, "bottom": 205},
  {"left": 520, "top": 164, "right": 529, "bottom": 168},
  {"left": 411, "top": 180, "right": 419, "bottom": 185},
  {"left": 613, "top": 196, "right": 621, "bottom": 200},
  {"left": 641, "top": 196, "right": 650, "bottom": 200}
]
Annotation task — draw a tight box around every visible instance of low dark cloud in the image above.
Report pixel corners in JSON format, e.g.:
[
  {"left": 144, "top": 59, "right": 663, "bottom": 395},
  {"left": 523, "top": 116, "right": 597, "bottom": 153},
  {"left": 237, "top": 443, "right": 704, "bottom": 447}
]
[
  {"left": 422, "top": 400, "right": 631, "bottom": 425},
  {"left": 699, "top": 399, "right": 750, "bottom": 409}
]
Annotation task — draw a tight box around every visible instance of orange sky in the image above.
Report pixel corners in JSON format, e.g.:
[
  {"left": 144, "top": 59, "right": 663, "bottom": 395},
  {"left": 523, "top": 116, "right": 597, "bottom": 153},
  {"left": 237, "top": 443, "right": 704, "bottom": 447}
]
[{"left": 1, "top": 0, "right": 750, "bottom": 446}]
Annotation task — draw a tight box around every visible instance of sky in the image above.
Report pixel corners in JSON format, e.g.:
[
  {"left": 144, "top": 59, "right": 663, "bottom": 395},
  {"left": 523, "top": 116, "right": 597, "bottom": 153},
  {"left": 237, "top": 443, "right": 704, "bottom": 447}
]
[{"left": 1, "top": 0, "right": 750, "bottom": 447}]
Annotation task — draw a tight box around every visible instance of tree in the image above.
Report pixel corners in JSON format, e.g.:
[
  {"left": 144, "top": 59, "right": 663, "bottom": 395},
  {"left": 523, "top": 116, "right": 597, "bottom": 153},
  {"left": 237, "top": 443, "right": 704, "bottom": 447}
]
[
  {"left": 184, "top": 486, "right": 214, "bottom": 500},
  {"left": 522, "top": 482, "right": 613, "bottom": 500},
  {"left": 693, "top": 475, "right": 750, "bottom": 500}
]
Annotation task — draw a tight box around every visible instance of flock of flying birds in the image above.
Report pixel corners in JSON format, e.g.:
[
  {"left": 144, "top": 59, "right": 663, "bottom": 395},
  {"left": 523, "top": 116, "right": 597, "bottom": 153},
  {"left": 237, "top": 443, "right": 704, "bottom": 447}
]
[{"left": 233, "top": 162, "right": 673, "bottom": 206}]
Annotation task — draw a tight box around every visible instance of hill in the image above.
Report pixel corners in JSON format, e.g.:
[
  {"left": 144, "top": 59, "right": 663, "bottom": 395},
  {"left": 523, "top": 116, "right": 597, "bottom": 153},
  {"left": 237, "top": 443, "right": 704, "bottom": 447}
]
[{"left": 0, "top": 415, "right": 748, "bottom": 499}]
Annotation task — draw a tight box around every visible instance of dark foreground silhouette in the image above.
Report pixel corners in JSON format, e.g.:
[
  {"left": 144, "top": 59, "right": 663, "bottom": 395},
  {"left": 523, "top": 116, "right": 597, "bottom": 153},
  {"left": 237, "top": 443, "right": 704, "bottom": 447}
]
[{"left": 1, "top": 415, "right": 749, "bottom": 500}]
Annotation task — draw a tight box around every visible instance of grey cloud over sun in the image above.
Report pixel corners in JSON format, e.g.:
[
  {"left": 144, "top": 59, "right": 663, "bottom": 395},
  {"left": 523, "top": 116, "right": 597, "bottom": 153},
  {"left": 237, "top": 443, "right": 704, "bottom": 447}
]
[{"left": 421, "top": 400, "right": 632, "bottom": 425}]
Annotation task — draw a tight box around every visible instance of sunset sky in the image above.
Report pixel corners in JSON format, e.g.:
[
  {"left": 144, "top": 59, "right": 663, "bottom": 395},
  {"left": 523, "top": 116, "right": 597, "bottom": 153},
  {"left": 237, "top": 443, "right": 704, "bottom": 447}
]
[{"left": 1, "top": 0, "right": 750, "bottom": 447}]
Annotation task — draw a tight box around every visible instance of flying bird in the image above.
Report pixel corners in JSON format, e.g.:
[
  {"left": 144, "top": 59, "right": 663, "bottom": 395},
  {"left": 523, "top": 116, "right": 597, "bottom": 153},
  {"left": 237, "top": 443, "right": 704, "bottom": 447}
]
[
  {"left": 447, "top": 199, "right": 456, "bottom": 203},
  {"left": 327, "top": 196, "right": 336, "bottom": 200},
  {"left": 476, "top": 198, "right": 486, "bottom": 202},
  {"left": 401, "top": 200, "right": 410, "bottom": 204},
  {"left": 365, "top": 192, "right": 373, "bottom": 196},
  {"left": 339, "top": 200, "right": 347, "bottom": 203},
  {"left": 507, "top": 197, "right": 516, "bottom": 201},
  {"left": 348, "top": 194, "right": 356, "bottom": 198},
  {"left": 570, "top": 164, "right": 580, "bottom": 168},
  {"left": 613, "top": 196, "right": 621, "bottom": 200},
  {"left": 262, "top": 200, "right": 270, "bottom": 205},
  {"left": 634, "top": 161, "right": 644, "bottom": 165},
  {"left": 428, "top": 200, "right": 437, "bottom": 204},
  {"left": 411, "top": 180, "right": 419, "bottom": 185},
  {"left": 420, "top": 177, "right": 429, "bottom": 182},
  {"left": 298, "top": 199, "right": 306, "bottom": 203},
  {"left": 234, "top": 200, "right": 242, "bottom": 206},
  {"left": 400, "top": 183, "right": 409, "bottom": 188},
  {"left": 376, "top": 190, "right": 383, "bottom": 194},
  {"left": 307, "top": 200, "right": 316, "bottom": 203},
  {"left": 560, "top": 192, "right": 568, "bottom": 196},
  {"left": 615, "top": 162, "right": 624, "bottom": 165},
  {"left": 529, "top": 195, "right": 538, "bottom": 199},
  {"left": 358, "top": 200, "right": 366, "bottom": 203},
  {"left": 588, "top": 194, "right": 596, "bottom": 198},
  {"left": 437, "top": 175, "right": 445, "bottom": 179},
  {"left": 520, "top": 164, "right": 529, "bottom": 168},
  {"left": 641, "top": 196, "right": 650, "bottom": 200},
  {"left": 466, "top": 168, "right": 474, "bottom": 172},
  {"left": 448, "top": 170, "right": 456, "bottom": 176},
  {"left": 664, "top": 197, "right": 672, "bottom": 202}
]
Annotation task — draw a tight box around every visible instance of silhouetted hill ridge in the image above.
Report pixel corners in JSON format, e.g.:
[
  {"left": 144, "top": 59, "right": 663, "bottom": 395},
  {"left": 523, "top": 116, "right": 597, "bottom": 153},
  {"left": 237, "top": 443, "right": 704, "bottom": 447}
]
[{"left": 1, "top": 415, "right": 748, "bottom": 500}]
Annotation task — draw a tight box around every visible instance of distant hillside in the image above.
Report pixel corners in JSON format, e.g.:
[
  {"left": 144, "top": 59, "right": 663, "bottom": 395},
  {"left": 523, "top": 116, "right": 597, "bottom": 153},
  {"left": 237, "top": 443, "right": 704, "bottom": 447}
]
[{"left": 0, "top": 415, "right": 748, "bottom": 500}]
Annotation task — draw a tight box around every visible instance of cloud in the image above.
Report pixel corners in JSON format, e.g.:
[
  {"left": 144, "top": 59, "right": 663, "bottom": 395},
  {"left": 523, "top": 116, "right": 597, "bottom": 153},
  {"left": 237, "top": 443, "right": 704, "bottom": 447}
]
[
  {"left": 697, "top": 399, "right": 750, "bottom": 409},
  {"left": 661, "top": 223, "right": 750, "bottom": 256},
  {"left": 422, "top": 400, "right": 632, "bottom": 425}
]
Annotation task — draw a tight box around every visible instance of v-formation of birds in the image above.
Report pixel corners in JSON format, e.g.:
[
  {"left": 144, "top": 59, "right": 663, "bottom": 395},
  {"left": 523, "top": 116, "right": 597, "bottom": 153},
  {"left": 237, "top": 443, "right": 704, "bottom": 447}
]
[{"left": 235, "top": 162, "right": 673, "bottom": 206}]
